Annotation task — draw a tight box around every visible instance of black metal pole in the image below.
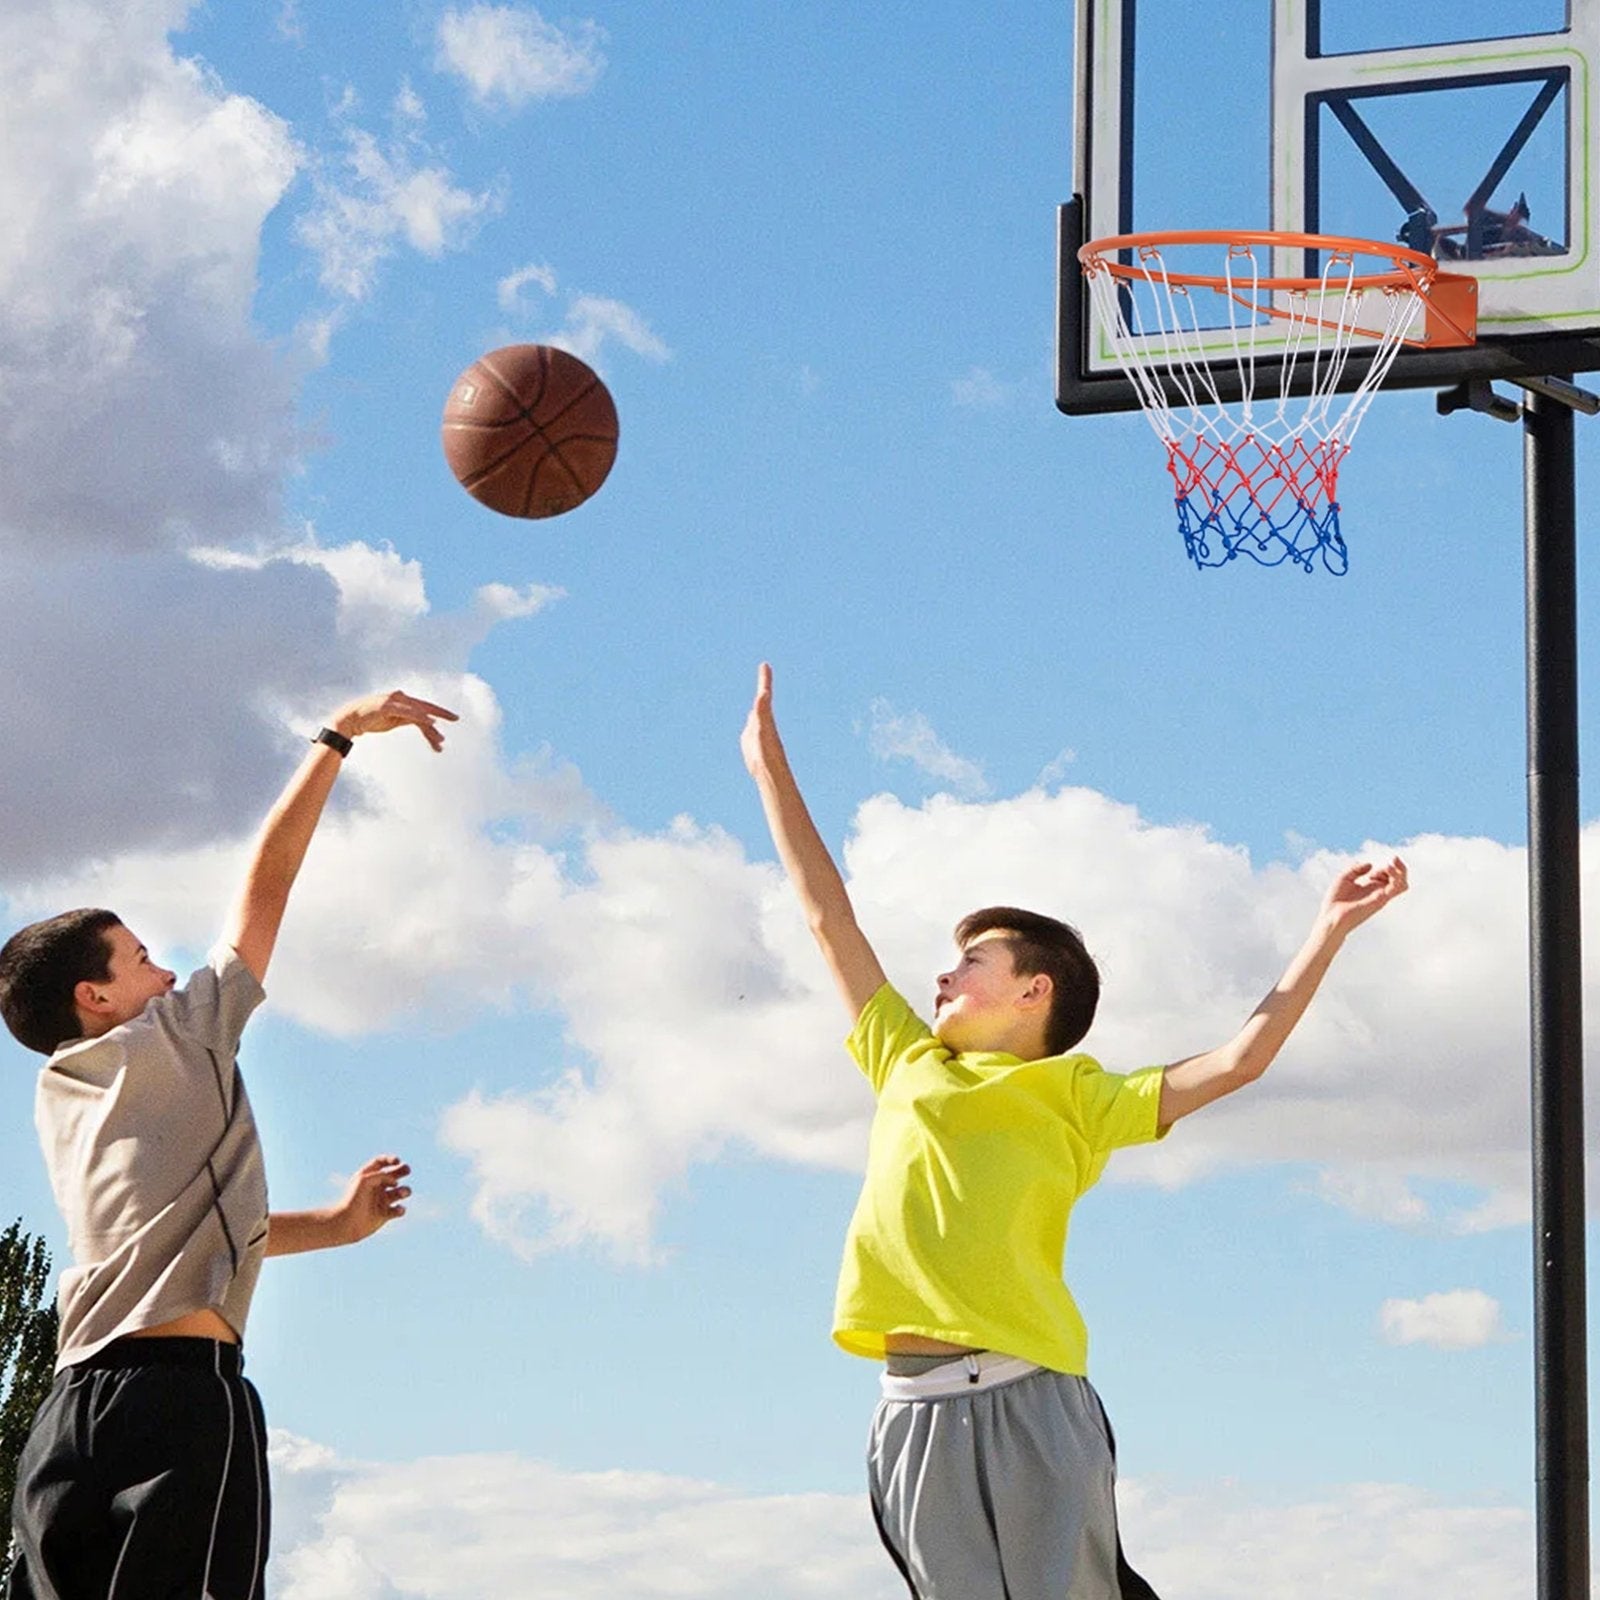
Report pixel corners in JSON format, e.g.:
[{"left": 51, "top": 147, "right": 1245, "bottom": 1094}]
[{"left": 1524, "top": 386, "right": 1589, "bottom": 1600}]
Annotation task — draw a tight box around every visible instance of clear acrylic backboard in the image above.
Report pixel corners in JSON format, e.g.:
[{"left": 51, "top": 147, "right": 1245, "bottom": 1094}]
[{"left": 1059, "top": 0, "right": 1600, "bottom": 413}]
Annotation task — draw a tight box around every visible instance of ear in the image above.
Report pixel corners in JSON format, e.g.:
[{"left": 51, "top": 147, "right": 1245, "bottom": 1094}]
[
  {"left": 1017, "top": 972, "right": 1053, "bottom": 1011},
  {"left": 74, "top": 978, "right": 111, "bottom": 1020}
]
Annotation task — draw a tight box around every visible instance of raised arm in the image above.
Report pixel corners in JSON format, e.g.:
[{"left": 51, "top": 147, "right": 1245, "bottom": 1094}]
[
  {"left": 225, "top": 690, "right": 458, "bottom": 983},
  {"left": 741, "top": 663, "right": 887, "bottom": 1019},
  {"left": 1158, "top": 856, "right": 1408, "bottom": 1129}
]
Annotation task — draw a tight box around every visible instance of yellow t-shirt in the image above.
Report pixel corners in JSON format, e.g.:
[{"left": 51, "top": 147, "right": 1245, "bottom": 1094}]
[{"left": 833, "top": 982, "right": 1167, "bottom": 1375}]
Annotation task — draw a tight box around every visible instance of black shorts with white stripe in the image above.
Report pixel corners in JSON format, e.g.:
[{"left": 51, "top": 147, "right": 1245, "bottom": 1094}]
[{"left": 5, "top": 1337, "right": 270, "bottom": 1600}]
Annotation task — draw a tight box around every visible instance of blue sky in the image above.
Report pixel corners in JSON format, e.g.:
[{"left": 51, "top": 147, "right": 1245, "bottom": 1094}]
[{"left": 0, "top": 2, "right": 1594, "bottom": 1595}]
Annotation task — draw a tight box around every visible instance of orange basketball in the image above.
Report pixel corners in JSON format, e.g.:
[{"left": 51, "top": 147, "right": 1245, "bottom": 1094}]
[{"left": 441, "top": 344, "right": 619, "bottom": 519}]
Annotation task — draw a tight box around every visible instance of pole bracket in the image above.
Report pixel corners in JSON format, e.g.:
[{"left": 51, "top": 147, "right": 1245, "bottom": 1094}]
[{"left": 1437, "top": 379, "right": 1521, "bottom": 423}]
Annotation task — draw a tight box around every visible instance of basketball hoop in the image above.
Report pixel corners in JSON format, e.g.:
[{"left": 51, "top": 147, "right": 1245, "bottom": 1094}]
[{"left": 1078, "top": 230, "right": 1477, "bottom": 573}]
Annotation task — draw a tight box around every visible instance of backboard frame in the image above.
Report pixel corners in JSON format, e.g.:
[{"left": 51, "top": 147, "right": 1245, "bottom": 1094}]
[{"left": 1059, "top": 0, "right": 1600, "bottom": 416}]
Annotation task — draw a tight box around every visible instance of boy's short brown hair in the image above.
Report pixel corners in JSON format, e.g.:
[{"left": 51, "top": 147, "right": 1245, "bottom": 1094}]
[
  {"left": 0, "top": 910, "right": 122, "bottom": 1056},
  {"left": 953, "top": 906, "right": 1100, "bottom": 1056}
]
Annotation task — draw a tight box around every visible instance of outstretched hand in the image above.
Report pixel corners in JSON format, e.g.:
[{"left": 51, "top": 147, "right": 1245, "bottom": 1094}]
[
  {"left": 1320, "top": 856, "right": 1408, "bottom": 938},
  {"left": 334, "top": 1155, "right": 412, "bottom": 1245},
  {"left": 741, "top": 662, "right": 782, "bottom": 778},
  {"left": 330, "top": 690, "right": 459, "bottom": 752}
]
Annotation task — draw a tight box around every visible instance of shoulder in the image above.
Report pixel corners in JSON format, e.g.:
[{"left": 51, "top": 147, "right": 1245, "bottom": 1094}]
[
  {"left": 151, "top": 944, "right": 265, "bottom": 1043},
  {"left": 850, "top": 983, "right": 934, "bottom": 1048},
  {"left": 847, "top": 983, "right": 942, "bottom": 1093},
  {"left": 38, "top": 1032, "right": 126, "bottom": 1095},
  {"left": 1046, "top": 1052, "right": 1166, "bottom": 1147}
]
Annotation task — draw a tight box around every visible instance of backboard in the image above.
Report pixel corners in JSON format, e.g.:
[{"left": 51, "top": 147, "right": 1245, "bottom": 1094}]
[{"left": 1059, "top": 0, "right": 1600, "bottom": 414}]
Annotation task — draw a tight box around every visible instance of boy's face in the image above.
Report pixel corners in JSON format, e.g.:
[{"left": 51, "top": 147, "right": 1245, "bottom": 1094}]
[
  {"left": 933, "top": 930, "right": 1048, "bottom": 1055},
  {"left": 76, "top": 923, "right": 176, "bottom": 1032}
]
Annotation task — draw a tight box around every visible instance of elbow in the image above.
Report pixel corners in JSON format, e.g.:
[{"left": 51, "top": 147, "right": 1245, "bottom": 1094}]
[{"left": 1234, "top": 1052, "right": 1272, "bottom": 1088}]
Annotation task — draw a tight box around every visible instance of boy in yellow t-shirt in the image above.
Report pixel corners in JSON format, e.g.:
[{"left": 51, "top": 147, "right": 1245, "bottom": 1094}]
[{"left": 740, "top": 663, "right": 1408, "bottom": 1600}]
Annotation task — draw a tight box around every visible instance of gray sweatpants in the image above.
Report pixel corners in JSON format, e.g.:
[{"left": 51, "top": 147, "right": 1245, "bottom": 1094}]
[{"left": 867, "top": 1363, "right": 1159, "bottom": 1600}]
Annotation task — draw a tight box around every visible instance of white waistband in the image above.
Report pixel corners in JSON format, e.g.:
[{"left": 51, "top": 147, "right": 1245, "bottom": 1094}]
[{"left": 879, "top": 1352, "right": 1040, "bottom": 1401}]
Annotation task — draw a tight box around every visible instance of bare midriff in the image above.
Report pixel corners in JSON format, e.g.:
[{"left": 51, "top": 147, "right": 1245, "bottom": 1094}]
[
  {"left": 883, "top": 1332, "right": 978, "bottom": 1356},
  {"left": 124, "top": 1308, "right": 240, "bottom": 1343}
]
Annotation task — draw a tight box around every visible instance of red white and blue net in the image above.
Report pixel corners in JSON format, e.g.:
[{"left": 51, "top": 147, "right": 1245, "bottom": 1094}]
[{"left": 1081, "top": 234, "right": 1433, "bottom": 573}]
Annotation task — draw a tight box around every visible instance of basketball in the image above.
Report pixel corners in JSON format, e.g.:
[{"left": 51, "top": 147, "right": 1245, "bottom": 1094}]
[{"left": 440, "top": 344, "right": 619, "bottom": 519}]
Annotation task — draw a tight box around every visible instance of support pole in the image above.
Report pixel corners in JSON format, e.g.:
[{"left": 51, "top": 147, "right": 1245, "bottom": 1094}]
[{"left": 1524, "top": 387, "right": 1589, "bottom": 1600}]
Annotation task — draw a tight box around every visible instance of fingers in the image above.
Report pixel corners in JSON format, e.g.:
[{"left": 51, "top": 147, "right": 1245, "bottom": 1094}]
[
  {"left": 750, "top": 662, "right": 773, "bottom": 713},
  {"left": 399, "top": 696, "right": 459, "bottom": 721},
  {"left": 335, "top": 691, "right": 460, "bottom": 752},
  {"left": 1333, "top": 854, "right": 1409, "bottom": 922},
  {"left": 384, "top": 691, "right": 455, "bottom": 752},
  {"left": 355, "top": 1155, "right": 412, "bottom": 1221}
]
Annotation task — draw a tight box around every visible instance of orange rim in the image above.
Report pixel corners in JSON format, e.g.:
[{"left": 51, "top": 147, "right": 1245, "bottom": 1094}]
[{"left": 1079, "top": 229, "right": 1439, "bottom": 293}]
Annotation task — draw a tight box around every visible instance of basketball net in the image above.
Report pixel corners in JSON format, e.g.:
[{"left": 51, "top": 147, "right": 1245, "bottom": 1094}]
[{"left": 1081, "top": 234, "right": 1450, "bottom": 574}]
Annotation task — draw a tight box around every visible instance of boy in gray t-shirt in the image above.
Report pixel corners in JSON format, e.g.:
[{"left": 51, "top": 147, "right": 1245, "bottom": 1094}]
[{"left": 1, "top": 688, "right": 455, "bottom": 1600}]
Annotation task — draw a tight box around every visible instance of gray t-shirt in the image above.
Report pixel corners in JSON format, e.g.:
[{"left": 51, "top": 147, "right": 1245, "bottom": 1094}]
[{"left": 35, "top": 943, "right": 269, "bottom": 1369}]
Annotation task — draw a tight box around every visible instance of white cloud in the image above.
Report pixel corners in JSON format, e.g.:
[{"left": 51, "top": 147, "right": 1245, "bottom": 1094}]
[
  {"left": 1380, "top": 1290, "right": 1511, "bottom": 1350},
  {"left": 1313, "top": 1166, "right": 1432, "bottom": 1228},
  {"left": 268, "top": 1429, "right": 1531, "bottom": 1600},
  {"left": 1037, "top": 747, "right": 1078, "bottom": 786},
  {"left": 297, "top": 101, "right": 500, "bottom": 300},
  {"left": 1125, "top": 1478, "right": 1529, "bottom": 1600},
  {"left": 269, "top": 1430, "right": 898, "bottom": 1600},
  {"left": 438, "top": 792, "right": 1574, "bottom": 1262},
  {"left": 542, "top": 294, "right": 671, "bottom": 369},
  {"left": 435, "top": 5, "right": 606, "bottom": 111},
  {"left": 9, "top": 566, "right": 1579, "bottom": 1265},
  {"left": 867, "top": 700, "right": 989, "bottom": 797},
  {"left": 951, "top": 365, "right": 1008, "bottom": 408},
  {"left": 0, "top": 0, "right": 302, "bottom": 553},
  {"left": 1, "top": 531, "right": 588, "bottom": 940},
  {"left": 497, "top": 261, "right": 558, "bottom": 312},
  {"left": 497, "top": 275, "right": 670, "bottom": 373}
]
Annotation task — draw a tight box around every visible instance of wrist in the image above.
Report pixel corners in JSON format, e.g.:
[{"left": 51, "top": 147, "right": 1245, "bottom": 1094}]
[{"left": 324, "top": 1204, "right": 358, "bottom": 1246}]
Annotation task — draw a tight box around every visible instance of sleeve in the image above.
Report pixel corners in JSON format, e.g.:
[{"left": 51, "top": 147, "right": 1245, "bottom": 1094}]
[
  {"left": 157, "top": 943, "right": 266, "bottom": 1054},
  {"left": 1070, "top": 1059, "right": 1168, "bottom": 1152},
  {"left": 846, "top": 983, "right": 934, "bottom": 1096}
]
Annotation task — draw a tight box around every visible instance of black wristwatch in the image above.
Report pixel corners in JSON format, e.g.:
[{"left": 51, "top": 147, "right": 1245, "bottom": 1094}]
[{"left": 311, "top": 726, "right": 354, "bottom": 758}]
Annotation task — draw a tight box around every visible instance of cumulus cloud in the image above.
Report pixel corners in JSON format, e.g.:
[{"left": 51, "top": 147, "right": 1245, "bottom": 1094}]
[
  {"left": 0, "top": 525, "right": 576, "bottom": 884},
  {"left": 268, "top": 1429, "right": 1530, "bottom": 1600},
  {"left": 296, "top": 90, "right": 500, "bottom": 300},
  {"left": 1124, "top": 1478, "right": 1529, "bottom": 1600},
  {"left": 0, "top": 0, "right": 301, "bottom": 553},
  {"left": 0, "top": 549, "right": 349, "bottom": 879},
  {"left": 436, "top": 792, "right": 1578, "bottom": 1262},
  {"left": 867, "top": 700, "right": 990, "bottom": 797},
  {"left": 269, "top": 1430, "right": 896, "bottom": 1600},
  {"left": 1380, "top": 1290, "right": 1511, "bottom": 1350},
  {"left": 2, "top": 538, "right": 595, "bottom": 1031},
  {"left": 435, "top": 5, "right": 606, "bottom": 111},
  {"left": 8, "top": 552, "right": 1578, "bottom": 1265}
]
